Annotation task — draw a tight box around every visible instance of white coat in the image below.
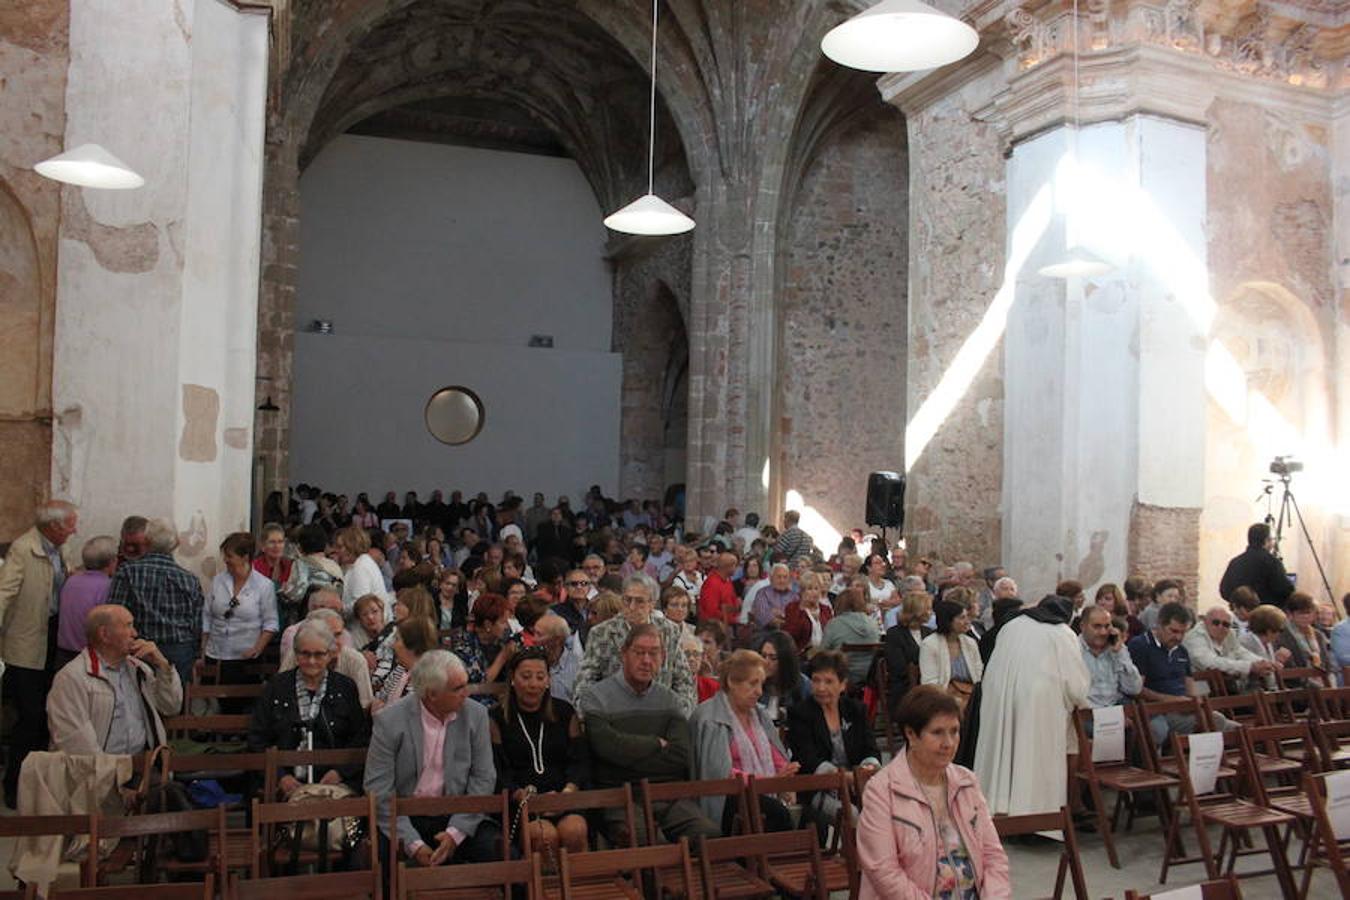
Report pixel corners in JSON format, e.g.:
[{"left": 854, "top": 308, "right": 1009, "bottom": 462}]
[{"left": 974, "top": 615, "right": 1090, "bottom": 815}]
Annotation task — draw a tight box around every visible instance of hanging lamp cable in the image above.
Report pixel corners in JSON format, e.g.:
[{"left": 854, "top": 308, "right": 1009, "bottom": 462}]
[{"left": 646, "top": 0, "right": 659, "bottom": 196}]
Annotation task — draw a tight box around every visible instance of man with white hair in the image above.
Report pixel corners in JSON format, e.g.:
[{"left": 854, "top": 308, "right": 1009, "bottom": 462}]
[
  {"left": 0, "top": 500, "right": 79, "bottom": 807},
  {"left": 751, "top": 564, "right": 798, "bottom": 629},
  {"left": 279, "top": 603, "right": 374, "bottom": 708},
  {"left": 1183, "top": 603, "right": 1275, "bottom": 692},
  {"left": 365, "top": 650, "right": 503, "bottom": 869},
  {"left": 48, "top": 604, "right": 182, "bottom": 757},
  {"left": 108, "top": 517, "right": 205, "bottom": 693},
  {"left": 573, "top": 574, "right": 695, "bottom": 716}
]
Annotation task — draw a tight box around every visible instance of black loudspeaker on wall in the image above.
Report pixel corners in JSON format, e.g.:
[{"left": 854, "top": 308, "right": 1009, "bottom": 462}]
[{"left": 865, "top": 471, "right": 906, "bottom": 529}]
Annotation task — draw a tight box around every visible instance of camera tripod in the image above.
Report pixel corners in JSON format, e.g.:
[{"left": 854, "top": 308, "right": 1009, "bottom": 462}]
[{"left": 1257, "top": 475, "right": 1335, "bottom": 604}]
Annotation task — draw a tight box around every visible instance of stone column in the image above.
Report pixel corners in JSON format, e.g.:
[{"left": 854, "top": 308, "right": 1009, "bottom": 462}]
[
  {"left": 1002, "top": 116, "right": 1208, "bottom": 599},
  {"left": 50, "top": 0, "right": 269, "bottom": 579}
]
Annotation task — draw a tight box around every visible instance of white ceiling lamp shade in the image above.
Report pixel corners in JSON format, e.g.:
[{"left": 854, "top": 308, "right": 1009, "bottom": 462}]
[
  {"left": 1038, "top": 246, "right": 1113, "bottom": 279},
  {"left": 34, "top": 143, "right": 145, "bottom": 190},
  {"left": 603, "top": 193, "right": 695, "bottom": 235},
  {"left": 821, "top": 0, "right": 979, "bottom": 73},
  {"left": 604, "top": 0, "right": 694, "bottom": 236}
]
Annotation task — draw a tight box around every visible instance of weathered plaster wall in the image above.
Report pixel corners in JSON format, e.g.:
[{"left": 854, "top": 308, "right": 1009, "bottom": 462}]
[
  {"left": 780, "top": 111, "right": 909, "bottom": 538},
  {"left": 897, "top": 67, "right": 1007, "bottom": 565},
  {"left": 1201, "top": 97, "right": 1348, "bottom": 604},
  {"left": 0, "top": 0, "right": 67, "bottom": 539},
  {"left": 51, "top": 0, "right": 267, "bottom": 576}
]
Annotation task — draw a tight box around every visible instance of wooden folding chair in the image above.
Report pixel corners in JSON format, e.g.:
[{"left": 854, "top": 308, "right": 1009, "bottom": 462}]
[
  {"left": 696, "top": 830, "right": 823, "bottom": 900},
  {"left": 1124, "top": 874, "right": 1242, "bottom": 899},
  {"left": 745, "top": 771, "right": 856, "bottom": 897},
  {"left": 1313, "top": 718, "right": 1350, "bottom": 770},
  {"left": 991, "top": 807, "right": 1088, "bottom": 900},
  {"left": 520, "top": 785, "right": 638, "bottom": 900},
  {"left": 641, "top": 779, "right": 749, "bottom": 898},
  {"left": 250, "top": 794, "right": 379, "bottom": 878},
  {"left": 162, "top": 714, "right": 253, "bottom": 745},
  {"left": 228, "top": 868, "right": 381, "bottom": 900},
  {"left": 263, "top": 747, "right": 369, "bottom": 801},
  {"left": 1311, "top": 685, "right": 1350, "bottom": 724},
  {"left": 1161, "top": 731, "right": 1297, "bottom": 897},
  {"left": 1071, "top": 706, "right": 1177, "bottom": 868},
  {"left": 1299, "top": 771, "right": 1350, "bottom": 898},
  {"left": 397, "top": 854, "right": 544, "bottom": 900},
  {"left": 89, "top": 805, "right": 228, "bottom": 887},
  {"left": 47, "top": 876, "right": 214, "bottom": 900},
  {"left": 558, "top": 838, "right": 696, "bottom": 900},
  {"left": 1242, "top": 722, "right": 1318, "bottom": 794},
  {"left": 1137, "top": 698, "right": 1211, "bottom": 775},
  {"left": 870, "top": 654, "right": 898, "bottom": 755},
  {"left": 1202, "top": 692, "right": 1268, "bottom": 729},
  {"left": 390, "top": 792, "right": 512, "bottom": 900},
  {"left": 1275, "top": 666, "right": 1329, "bottom": 690},
  {"left": 1195, "top": 669, "right": 1230, "bottom": 698},
  {"left": 0, "top": 814, "right": 97, "bottom": 889}
]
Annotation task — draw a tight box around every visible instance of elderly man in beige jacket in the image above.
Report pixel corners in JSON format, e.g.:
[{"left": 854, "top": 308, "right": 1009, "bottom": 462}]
[
  {"left": 0, "top": 500, "right": 79, "bottom": 807},
  {"left": 1183, "top": 603, "right": 1277, "bottom": 692},
  {"left": 48, "top": 604, "right": 182, "bottom": 757}
]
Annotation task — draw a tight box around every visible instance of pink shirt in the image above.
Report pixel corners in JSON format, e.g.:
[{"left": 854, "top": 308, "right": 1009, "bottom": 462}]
[{"left": 407, "top": 702, "right": 463, "bottom": 856}]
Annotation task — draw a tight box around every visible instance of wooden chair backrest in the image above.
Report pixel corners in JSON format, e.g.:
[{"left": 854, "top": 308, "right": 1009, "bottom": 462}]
[
  {"left": 992, "top": 806, "right": 1090, "bottom": 900},
  {"left": 1170, "top": 730, "right": 1253, "bottom": 802},
  {"left": 162, "top": 714, "right": 253, "bottom": 737},
  {"left": 48, "top": 875, "right": 214, "bottom": 900},
  {"left": 1262, "top": 686, "right": 1317, "bottom": 724},
  {"left": 229, "top": 869, "right": 380, "bottom": 900},
  {"left": 466, "top": 682, "right": 507, "bottom": 701},
  {"left": 397, "top": 855, "right": 543, "bottom": 899},
  {"left": 0, "top": 814, "right": 96, "bottom": 887},
  {"left": 1195, "top": 669, "right": 1228, "bottom": 698},
  {"left": 187, "top": 683, "right": 266, "bottom": 701},
  {"left": 250, "top": 794, "right": 378, "bottom": 878},
  {"left": 1242, "top": 722, "right": 1320, "bottom": 782},
  {"left": 262, "top": 747, "right": 368, "bottom": 800},
  {"left": 390, "top": 792, "right": 511, "bottom": 870},
  {"left": 1072, "top": 705, "right": 1144, "bottom": 770},
  {"left": 1137, "top": 697, "right": 1206, "bottom": 769},
  {"left": 560, "top": 837, "right": 696, "bottom": 900},
  {"left": 1313, "top": 718, "right": 1350, "bottom": 770},
  {"left": 1275, "top": 666, "right": 1328, "bottom": 689},
  {"left": 1313, "top": 685, "right": 1350, "bottom": 721},
  {"left": 1304, "top": 771, "right": 1350, "bottom": 892},
  {"left": 641, "top": 778, "right": 747, "bottom": 838},
  {"left": 90, "top": 806, "right": 229, "bottom": 887},
  {"left": 1202, "top": 692, "right": 1268, "bottom": 727},
  {"left": 697, "top": 830, "right": 824, "bottom": 900}
]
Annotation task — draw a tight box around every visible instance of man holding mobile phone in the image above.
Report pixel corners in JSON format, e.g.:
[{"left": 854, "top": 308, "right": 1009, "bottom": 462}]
[{"left": 1079, "top": 606, "right": 1143, "bottom": 709}]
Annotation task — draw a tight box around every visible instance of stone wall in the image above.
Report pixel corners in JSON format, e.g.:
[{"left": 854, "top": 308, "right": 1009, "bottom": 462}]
[
  {"left": 779, "top": 108, "right": 908, "bottom": 539},
  {"left": 896, "top": 67, "right": 1008, "bottom": 566},
  {"left": 612, "top": 236, "right": 693, "bottom": 503},
  {"left": 0, "top": 1, "right": 67, "bottom": 539},
  {"left": 1200, "top": 96, "right": 1347, "bottom": 604},
  {"left": 1129, "top": 502, "right": 1201, "bottom": 602}
]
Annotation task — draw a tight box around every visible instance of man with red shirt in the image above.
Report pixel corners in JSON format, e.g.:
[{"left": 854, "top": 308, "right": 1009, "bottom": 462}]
[{"left": 698, "top": 552, "right": 739, "bottom": 625}]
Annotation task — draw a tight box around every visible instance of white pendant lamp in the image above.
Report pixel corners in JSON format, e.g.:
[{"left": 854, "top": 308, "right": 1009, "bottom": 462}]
[
  {"left": 34, "top": 143, "right": 144, "bottom": 190},
  {"left": 1039, "top": 0, "right": 1114, "bottom": 280},
  {"left": 821, "top": 0, "right": 979, "bottom": 73},
  {"left": 604, "top": 0, "right": 694, "bottom": 236},
  {"left": 1038, "top": 246, "right": 1112, "bottom": 279}
]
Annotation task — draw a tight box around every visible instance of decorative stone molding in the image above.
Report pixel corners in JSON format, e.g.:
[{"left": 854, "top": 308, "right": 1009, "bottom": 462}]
[{"left": 999, "top": 0, "right": 1343, "bottom": 91}]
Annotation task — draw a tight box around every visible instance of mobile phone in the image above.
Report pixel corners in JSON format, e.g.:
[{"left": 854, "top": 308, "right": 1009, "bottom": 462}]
[{"left": 1107, "top": 631, "right": 1118, "bottom": 645}]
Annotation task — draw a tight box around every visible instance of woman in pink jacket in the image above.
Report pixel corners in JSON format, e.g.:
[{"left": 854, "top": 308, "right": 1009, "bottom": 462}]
[{"left": 857, "top": 685, "right": 1011, "bottom": 899}]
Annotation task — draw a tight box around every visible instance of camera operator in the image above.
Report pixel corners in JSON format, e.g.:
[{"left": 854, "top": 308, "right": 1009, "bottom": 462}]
[
  {"left": 1219, "top": 522, "right": 1293, "bottom": 610},
  {"left": 1079, "top": 606, "right": 1143, "bottom": 710}
]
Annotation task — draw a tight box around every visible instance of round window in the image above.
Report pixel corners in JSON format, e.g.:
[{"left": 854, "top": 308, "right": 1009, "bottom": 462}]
[{"left": 424, "top": 386, "right": 485, "bottom": 445}]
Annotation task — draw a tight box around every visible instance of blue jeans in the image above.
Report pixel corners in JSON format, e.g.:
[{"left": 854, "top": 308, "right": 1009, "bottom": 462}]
[{"left": 160, "top": 642, "right": 197, "bottom": 709}]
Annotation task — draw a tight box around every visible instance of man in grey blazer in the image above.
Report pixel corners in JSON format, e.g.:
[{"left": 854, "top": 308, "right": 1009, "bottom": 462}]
[{"left": 364, "top": 649, "right": 504, "bottom": 867}]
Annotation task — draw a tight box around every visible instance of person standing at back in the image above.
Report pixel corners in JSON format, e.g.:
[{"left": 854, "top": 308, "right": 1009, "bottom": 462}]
[{"left": 1219, "top": 523, "right": 1294, "bottom": 609}]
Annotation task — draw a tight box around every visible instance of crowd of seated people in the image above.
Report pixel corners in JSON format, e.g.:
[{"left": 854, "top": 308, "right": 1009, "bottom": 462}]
[{"left": 1, "top": 492, "right": 1346, "bottom": 897}]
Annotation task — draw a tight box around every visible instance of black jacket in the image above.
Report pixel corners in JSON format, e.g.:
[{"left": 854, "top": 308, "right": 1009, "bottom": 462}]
[
  {"left": 785, "top": 695, "right": 879, "bottom": 775},
  {"left": 534, "top": 523, "right": 575, "bottom": 564},
  {"left": 1219, "top": 546, "right": 1294, "bottom": 608},
  {"left": 248, "top": 669, "right": 369, "bottom": 787},
  {"left": 883, "top": 623, "right": 932, "bottom": 709}
]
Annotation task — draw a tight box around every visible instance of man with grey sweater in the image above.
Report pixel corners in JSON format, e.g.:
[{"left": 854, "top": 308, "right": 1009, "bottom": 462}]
[{"left": 577, "top": 624, "right": 719, "bottom": 844}]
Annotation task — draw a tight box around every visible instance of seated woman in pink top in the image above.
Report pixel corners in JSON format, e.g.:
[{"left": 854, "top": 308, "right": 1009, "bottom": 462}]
[
  {"left": 857, "top": 685, "right": 1010, "bottom": 899},
  {"left": 688, "top": 650, "right": 800, "bottom": 833}
]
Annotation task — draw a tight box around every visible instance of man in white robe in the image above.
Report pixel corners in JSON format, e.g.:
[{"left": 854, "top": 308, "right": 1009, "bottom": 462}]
[{"left": 974, "top": 595, "right": 1090, "bottom": 815}]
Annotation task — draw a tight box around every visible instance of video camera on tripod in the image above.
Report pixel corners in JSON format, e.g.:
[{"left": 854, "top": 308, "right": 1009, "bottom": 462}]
[
  {"left": 1257, "top": 455, "right": 1333, "bottom": 605},
  {"left": 1268, "top": 456, "right": 1302, "bottom": 477}
]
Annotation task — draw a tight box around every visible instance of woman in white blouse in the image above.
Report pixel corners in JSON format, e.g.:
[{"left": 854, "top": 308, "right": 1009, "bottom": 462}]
[
  {"left": 203, "top": 532, "right": 278, "bottom": 710},
  {"left": 918, "top": 599, "right": 983, "bottom": 716}
]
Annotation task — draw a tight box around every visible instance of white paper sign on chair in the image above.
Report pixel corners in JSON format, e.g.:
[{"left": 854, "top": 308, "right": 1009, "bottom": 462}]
[
  {"left": 1091, "top": 705, "right": 1126, "bottom": 763},
  {"left": 1327, "top": 770, "right": 1350, "bottom": 841},
  {"left": 1151, "top": 884, "right": 1202, "bottom": 900},
  {"left": 1188, "top": 731, "right": 1224, "bottom": 796}
]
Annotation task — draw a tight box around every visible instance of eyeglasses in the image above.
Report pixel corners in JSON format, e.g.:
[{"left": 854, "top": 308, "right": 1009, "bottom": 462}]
[
  {"left": 296, "top": 650, "right": 329, "bottom": 659},
  {"left": 223, "top": 596, "right": 240, "bottom": 620},
  {"left": 1207, "top": 619, "right": 1233, "bottom": 629},
  {"left": 565, "top": 580, "right": 590, "bottom": 588}
]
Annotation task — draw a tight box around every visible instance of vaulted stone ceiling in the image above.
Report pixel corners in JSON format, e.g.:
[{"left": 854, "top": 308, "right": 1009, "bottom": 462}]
[{"left": 291, "top": 0, "right": 697, "bottom": 213}]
